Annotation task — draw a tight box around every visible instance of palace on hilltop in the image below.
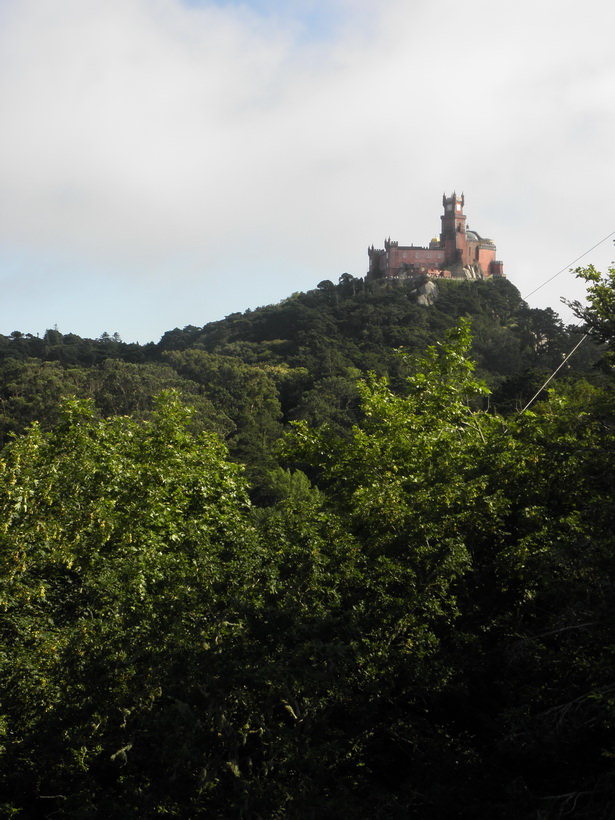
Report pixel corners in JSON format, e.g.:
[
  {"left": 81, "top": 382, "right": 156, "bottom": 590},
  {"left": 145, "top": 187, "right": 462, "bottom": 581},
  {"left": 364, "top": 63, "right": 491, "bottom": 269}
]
[{"left": 367, "top": 193, "right": 504, "bottom": 281}]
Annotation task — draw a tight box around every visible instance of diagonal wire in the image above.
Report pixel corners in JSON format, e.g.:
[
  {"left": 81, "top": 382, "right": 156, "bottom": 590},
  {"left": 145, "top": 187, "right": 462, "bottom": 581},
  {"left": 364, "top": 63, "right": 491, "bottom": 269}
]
[
  {"left": 523, "top": 231, "right": 615, "bottom": 301},
  {"left": 518, "top": 333, "right": 590, "bottom": 415}
]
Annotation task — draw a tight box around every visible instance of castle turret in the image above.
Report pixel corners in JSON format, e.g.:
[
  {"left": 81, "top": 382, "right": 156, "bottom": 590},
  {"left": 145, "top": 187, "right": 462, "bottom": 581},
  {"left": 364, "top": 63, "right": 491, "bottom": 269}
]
[{"left": 440, "top": 192, "right": 467, "bottom": 267}]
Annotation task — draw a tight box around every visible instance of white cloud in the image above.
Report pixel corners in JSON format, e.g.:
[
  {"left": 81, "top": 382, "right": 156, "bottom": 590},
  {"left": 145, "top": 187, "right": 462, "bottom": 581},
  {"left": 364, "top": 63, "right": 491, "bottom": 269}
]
[{"left": 0, "top": 0, "right": 614, "bottom": 340}]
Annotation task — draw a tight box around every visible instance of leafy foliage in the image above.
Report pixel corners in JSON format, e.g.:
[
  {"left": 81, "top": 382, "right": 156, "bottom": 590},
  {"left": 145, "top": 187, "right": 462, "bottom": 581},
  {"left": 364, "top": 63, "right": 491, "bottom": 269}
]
[
  {"left": 0, "top": 277, "right": 603, "bottom": 493},
  {"left": 0, "top": 393, "right": 261, "bottom": 816},
  {"left": 2, "top": 272, "right": 615, "bottom": 817},
  {"left": 566, "top": 262, "right": 615, "bottom": 357}
]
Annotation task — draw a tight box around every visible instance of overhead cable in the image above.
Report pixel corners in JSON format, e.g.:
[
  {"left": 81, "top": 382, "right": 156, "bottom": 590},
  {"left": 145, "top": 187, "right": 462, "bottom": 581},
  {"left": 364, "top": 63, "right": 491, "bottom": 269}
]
[
  {"left": 523, "top": 231, "right": 615, "bottom": 301},
  {"left": 518, "top": 333, "right": 590, "bottom": 415}
]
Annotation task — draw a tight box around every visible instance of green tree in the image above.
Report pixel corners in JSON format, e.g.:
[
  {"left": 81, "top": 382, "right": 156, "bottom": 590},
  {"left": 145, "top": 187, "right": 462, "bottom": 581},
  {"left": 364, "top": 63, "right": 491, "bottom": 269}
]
[
  {"left": 566, "top": 262, "right": 615, "bottom": 350},
  {"left": 283, "top": 321, "right": 512, "bottom": 814},
  {"left": 163, "top": 349, "right": 283, "bottom": 474},
  {"left": 0, "top": 359, "right": 89, "bottom": 446},
  {"left": 460, "top": 382, "right": 615, "bottom": 819},
  {"left": 0, "top": 392, "right": 261, "bottom": 817}
]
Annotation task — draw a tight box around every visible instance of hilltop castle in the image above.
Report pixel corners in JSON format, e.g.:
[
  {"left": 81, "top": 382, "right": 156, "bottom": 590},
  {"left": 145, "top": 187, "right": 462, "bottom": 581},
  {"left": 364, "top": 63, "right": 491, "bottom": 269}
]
[{"left": 368, "top": 193, "right": 504, "bottom": 281}]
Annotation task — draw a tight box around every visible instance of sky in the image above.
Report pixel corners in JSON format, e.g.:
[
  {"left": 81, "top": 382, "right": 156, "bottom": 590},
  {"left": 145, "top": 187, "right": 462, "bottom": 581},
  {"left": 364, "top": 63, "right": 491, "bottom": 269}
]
[{"left": 1, "top": 0, "right": 614, "bottom": 343}]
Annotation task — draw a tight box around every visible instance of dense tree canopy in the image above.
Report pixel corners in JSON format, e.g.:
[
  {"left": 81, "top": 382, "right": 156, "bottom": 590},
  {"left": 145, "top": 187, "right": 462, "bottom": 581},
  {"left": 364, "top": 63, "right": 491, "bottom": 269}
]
[
  {"left": 2, "top": 270, "right": 615, "bottom": 817},
  {"left": 0, "top": 276, "right": 603, "bottom": 482},
  {"left": 0, "top": 393, "right": 263, "bottom": 816}
]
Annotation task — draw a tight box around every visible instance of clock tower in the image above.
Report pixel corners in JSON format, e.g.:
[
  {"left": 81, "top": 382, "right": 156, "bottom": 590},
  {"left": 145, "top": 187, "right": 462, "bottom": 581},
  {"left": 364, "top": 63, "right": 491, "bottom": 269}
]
[{"left": 440, "top": 192, "right": 467, "bottom": 266}]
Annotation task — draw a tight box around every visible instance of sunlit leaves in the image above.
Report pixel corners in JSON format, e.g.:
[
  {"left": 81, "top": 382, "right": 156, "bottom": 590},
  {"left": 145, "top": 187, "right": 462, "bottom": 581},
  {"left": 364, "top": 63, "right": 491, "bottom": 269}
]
[{"left": 0, "top": 391, "right": 259, "bottom": 815}]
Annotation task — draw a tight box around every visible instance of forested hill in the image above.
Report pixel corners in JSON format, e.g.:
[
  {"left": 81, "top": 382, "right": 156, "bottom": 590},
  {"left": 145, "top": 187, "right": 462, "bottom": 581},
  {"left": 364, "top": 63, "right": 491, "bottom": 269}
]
[
  {"left": 4, "top": 265, "right": 615, "bottom": 818},
  {"left": 0, "top": 275, "right": 601, "bottom": 458}
]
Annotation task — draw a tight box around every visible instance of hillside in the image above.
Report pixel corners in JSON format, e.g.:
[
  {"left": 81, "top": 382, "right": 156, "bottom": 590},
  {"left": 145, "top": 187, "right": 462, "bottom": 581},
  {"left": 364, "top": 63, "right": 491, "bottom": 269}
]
[
  {"left": 0, "top": 275, "right": 601, "bottom": 461},
  {"left": 3, "top": 264, "right": 615, "bottom": 818}
]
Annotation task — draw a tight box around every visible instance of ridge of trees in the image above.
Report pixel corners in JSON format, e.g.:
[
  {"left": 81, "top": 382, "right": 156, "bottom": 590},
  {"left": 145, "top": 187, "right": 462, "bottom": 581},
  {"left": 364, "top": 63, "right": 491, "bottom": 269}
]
[
  {"left": 2, "top": 265, "right": 615, "bottom": 816},
  {"left": 0, "top": 276, "right": 603, "bottom": 456}
]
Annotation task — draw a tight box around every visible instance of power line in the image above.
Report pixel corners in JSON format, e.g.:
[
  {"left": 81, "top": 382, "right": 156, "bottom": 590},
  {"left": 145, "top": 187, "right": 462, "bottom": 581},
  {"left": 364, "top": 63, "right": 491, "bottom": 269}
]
[
  {"left": 518, "top": 333, "right": 590, "bottom": 415},
  {"left": 523, "top": 231, "right": 615, "bottom": 301}
]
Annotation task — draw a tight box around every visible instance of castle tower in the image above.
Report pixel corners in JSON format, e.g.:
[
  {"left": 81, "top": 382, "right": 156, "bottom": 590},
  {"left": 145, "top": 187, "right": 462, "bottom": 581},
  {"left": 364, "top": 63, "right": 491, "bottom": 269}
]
[
  {"left": 366, "top": 192, "right": 503, "bottom": 281},
  {"left": 440, "top": 192, "right": 467, "bottom": 267}
]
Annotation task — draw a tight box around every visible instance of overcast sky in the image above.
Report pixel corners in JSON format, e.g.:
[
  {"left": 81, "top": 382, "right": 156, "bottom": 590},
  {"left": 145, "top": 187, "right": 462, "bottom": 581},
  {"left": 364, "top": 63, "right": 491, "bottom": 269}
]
[{"left": 1, "top": 0, "right": 614, "bottom": 343}]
